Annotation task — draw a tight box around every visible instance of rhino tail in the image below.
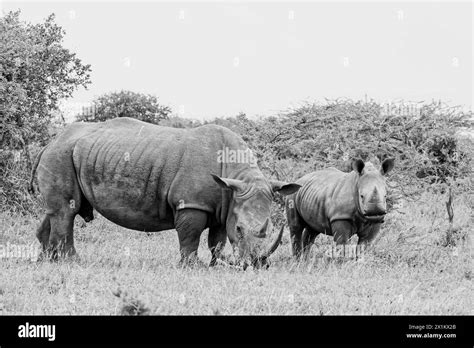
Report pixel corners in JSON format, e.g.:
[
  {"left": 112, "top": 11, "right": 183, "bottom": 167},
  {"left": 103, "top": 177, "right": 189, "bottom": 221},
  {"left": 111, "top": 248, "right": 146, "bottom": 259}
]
[{"left": 28, "top": 145, "right": 48, "bottom": 195}]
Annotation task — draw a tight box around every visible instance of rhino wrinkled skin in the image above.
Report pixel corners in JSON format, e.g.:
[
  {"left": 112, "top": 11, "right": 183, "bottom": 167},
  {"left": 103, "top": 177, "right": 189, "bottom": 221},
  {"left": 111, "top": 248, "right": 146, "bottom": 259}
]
[
  {"left": 285, "top": 158, "right": 395, "bottom": 259},
  {"left": 30, "top": 117, "right": 300, "bottom": 267}
]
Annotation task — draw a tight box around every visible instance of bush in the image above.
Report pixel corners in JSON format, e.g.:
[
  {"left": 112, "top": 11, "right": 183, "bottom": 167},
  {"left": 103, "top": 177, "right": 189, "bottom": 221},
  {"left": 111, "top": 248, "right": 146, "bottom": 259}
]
[
  {"left": 217, "top": 100, "right": 472, "bottom": 198},
  {"left": 76, "top": 90, "right": 171, "bottom": 124},
  {"left": 1, "top": 11, "right": 90, "bottom": 213},
  {"left": 0, "top": 148, "right": 40, "bottom": 214},
  {"left": 3, "top": 97, "right": 472, "bottom": 215},
  {"left": 159, "top": 115, "right": 202, "bottom": 128}
]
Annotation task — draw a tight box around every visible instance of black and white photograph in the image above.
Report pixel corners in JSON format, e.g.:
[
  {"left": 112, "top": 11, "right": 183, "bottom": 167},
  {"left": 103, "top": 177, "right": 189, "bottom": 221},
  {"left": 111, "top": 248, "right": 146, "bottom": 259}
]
[{"left": 0, "top": 0, "right": 472, "bottom": 345}]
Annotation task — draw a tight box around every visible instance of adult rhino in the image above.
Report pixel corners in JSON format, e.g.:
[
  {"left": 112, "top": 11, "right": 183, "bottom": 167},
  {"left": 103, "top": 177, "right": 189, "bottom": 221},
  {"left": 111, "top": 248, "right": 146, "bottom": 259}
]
[
  {"left": 30, "top": 117, "right": 300, "bottom": 268},
  {"left": 285, "top": 158, "right": 395, "bottom": 259}
]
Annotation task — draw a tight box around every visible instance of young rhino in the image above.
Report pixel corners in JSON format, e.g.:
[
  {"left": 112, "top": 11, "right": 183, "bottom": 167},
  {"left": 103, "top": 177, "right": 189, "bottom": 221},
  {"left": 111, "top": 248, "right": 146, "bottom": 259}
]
[{"left": 285, "top": 158, "right": 395, "bottom": 259}]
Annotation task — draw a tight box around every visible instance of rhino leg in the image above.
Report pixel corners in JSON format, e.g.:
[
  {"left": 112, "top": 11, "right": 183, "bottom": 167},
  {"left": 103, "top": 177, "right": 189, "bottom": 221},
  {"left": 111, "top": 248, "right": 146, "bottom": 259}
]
[
  {"left": 301, "top": 227, "right": 318, "bottom": 260},
  {"left": 357, "top": 223, "right": 382, "bottom": 246},
  {"left": 286, "top": 197, "right": 305, "bottom": 259},
  {"left": 175, "top": 208, "right": 208, "bottom": 266},
  {"left": 37, "top": 211, "right": 77, "bottom": 261},
  {"left": 48, "top": 210, "right": 77, "bottom": 260},
  {"left": 208, "top": 225, "right": 226, "bottom": 267},
  {"left": 78, "top": 194, "right": 94, "bottom": 223},
  {"left": 289, "top": 224, "right": 305, "bottom": 259},
  {"left": 36, "top": 215, "right": 51, "bottom": 260},
  {"left": 331, "top": 220, "right": 355, "bottom": 245}
]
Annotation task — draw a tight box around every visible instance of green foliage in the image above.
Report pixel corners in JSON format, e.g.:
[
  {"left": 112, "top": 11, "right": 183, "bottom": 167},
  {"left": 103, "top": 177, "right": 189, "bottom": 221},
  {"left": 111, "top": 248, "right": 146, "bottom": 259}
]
[
  {"left": 76, "top": 90, "right": 171, "bottom": 124},
  {"left": 0, "top": 10, "right": 91, "bottom": 211}
]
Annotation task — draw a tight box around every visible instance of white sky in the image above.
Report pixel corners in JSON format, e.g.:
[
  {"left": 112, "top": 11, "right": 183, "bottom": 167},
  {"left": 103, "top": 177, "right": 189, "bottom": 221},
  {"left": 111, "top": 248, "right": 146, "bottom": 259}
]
[{"left": 2, "top": 1, "right": 473, "bottom": 119}]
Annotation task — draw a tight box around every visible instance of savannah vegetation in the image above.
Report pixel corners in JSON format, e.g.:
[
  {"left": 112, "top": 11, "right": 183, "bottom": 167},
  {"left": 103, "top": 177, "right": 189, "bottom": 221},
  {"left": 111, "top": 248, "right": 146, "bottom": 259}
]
[{"left": 0, "top": 11, "right": 472, "bottom": 315}]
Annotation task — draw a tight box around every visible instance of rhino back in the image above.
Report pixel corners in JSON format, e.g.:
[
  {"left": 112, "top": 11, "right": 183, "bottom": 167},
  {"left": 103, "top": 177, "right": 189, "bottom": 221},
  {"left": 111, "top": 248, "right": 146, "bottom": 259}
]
[
  {"left": 71, "top": 118, "right": 244, "bottom": 231},
  {"left": 295, "top": 168, "right": 358, "bottom": 233}
]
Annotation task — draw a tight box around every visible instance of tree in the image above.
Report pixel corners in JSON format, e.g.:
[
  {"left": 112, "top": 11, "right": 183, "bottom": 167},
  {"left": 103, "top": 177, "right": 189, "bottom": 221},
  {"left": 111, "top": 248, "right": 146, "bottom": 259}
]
[
  {"left": 159, "top": 115, "right": 201, "bottom": 128},
  {"left": 0, "top": 11, "right": 91, "bottom": 149},
  {"left": 76, "top": 90, "right": 171, "bottom": 124},
  {"left": 0, "top": 10, "right": 91, "bottom": 211}
]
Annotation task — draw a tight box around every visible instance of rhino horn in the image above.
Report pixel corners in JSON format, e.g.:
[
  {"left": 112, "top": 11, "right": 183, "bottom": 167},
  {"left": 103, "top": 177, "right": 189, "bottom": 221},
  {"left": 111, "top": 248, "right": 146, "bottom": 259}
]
[{"left": 262, "top": 224, "right": 284, "bottom": 258}]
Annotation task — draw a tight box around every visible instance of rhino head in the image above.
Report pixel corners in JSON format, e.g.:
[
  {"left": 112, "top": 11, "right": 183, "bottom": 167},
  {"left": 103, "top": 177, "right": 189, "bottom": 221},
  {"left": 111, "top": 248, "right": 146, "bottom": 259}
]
[
  {"left": 212, "top": 174, "right": 300, "bottom": 269},
  {"left": 352, "top": 158, "right": 395, "bottom": 221}
]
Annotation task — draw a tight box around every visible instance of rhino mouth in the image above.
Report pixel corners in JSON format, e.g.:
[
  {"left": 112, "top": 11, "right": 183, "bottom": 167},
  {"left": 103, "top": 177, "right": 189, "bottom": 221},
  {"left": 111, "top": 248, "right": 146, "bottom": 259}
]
[
  {"left": 364, "top": 211, "right": 386, "bottom": 216},
  {"left": 363, "top": 212, "right": 386, "bottom": 221},
  {"left": 231, "top": 225, "right": 284, "bottom": 270},
  {"left": 362, "top": 202, "right": 387, "bottom": 220}
]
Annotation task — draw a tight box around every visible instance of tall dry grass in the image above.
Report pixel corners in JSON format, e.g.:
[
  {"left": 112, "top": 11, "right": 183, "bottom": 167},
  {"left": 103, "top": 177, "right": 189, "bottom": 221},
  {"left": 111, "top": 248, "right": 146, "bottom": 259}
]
[{"left": 0, "top": 190, "right": 471, "bottom": 315}]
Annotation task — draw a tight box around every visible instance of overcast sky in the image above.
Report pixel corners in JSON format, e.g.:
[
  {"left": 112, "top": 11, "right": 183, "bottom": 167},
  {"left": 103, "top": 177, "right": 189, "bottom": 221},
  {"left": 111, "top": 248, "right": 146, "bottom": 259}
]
[{"left": 2, "top": 1, "right": 472, "bottom": 119}]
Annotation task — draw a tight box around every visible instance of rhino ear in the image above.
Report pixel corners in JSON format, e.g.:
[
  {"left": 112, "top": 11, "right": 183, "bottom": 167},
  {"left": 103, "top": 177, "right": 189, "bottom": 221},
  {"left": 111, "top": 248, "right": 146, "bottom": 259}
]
[
  {"left": 270, "top": 181, "right": 301, "bottom": 196},
  {"left": 211, "top": 174, "right": 246, "bottom": 192},
  {"left": 352, "top": 159, "right": 365, "bottom": 175},
  {"left": 381, "top": 158, "right": 395, "bottom": 176}
]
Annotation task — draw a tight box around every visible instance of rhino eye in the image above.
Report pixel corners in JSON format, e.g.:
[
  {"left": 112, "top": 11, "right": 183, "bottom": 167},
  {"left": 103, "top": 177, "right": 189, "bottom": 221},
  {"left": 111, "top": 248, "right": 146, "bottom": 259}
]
[{"left": 236, "top": 226, "right": 244, "bottom": 239}]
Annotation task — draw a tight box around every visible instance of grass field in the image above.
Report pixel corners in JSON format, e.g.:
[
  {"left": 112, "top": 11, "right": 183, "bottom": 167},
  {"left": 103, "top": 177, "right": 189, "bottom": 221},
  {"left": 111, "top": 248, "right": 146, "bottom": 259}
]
[{"left": 0, "top": 191, "right": 472, "bottom": 315}]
